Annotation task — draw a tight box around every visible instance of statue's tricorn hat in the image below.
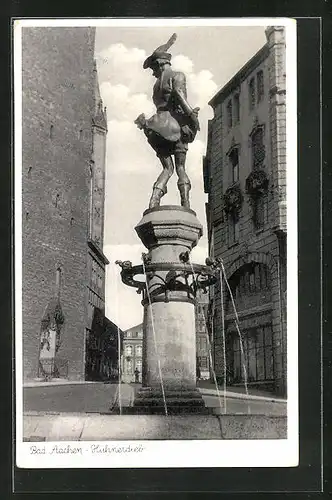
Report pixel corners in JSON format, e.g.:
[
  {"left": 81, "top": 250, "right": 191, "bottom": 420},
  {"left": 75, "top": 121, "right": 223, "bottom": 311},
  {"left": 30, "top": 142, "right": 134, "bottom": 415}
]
[{"left": 143, "top": 33, "right": 177, "bottom": 69}]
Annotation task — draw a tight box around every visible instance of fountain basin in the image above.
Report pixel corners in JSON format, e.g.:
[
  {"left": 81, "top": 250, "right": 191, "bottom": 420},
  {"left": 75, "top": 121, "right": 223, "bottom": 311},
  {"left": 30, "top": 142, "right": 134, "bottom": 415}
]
[{"left": 23, "top": 412, "right": 287, "bottom": 441}]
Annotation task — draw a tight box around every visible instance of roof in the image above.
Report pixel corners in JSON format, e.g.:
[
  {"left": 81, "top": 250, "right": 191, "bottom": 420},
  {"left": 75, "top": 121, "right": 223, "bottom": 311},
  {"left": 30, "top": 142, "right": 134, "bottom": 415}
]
[
  {"left": 125, "top": 322, "right": 143, "bottom": 333},
  {"left": 209, "top": 43, "right": 269, "bottom": 108}
]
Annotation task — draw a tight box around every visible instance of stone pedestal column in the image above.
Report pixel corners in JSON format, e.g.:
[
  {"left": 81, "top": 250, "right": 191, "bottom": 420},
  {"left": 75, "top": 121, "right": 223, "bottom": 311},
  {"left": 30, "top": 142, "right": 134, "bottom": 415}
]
[{"left": 133, "top": 205, "right": 207, "bottom": 414}]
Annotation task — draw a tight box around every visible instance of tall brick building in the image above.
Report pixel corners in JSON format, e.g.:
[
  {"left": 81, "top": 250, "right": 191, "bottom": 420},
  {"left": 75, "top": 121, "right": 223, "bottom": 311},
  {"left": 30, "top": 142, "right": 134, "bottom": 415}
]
[
  {"left": 204, "top": 26, "right": 287, "bottom": 395},
  {"left": 22, "top": 27, "right": 112, "bottom": 381}
]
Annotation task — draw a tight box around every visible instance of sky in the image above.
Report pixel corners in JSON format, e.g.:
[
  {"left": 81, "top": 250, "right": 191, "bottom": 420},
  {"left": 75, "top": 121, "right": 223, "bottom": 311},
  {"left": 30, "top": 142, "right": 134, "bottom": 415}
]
[{"left": 95, "top": 23, "right": 267, "bottom": 331}]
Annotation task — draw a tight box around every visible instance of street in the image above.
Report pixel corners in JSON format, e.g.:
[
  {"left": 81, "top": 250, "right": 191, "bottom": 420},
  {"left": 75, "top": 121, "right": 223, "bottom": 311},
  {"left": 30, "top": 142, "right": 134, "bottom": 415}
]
[{"left": 23, "top": 382, "right": 286, "bottom": 416}]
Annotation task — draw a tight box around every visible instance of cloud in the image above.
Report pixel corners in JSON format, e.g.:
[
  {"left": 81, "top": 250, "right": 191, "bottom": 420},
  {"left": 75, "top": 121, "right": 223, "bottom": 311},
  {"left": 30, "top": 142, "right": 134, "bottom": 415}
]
[
  {"left": 96, "top": 43, "right": 151, "bottom": 94},
  {"left": 172, "top": 54, "right": 194, "bottom": 74},
  {"left": 100, "top": 82, "right": 155, "bottom": 122}
]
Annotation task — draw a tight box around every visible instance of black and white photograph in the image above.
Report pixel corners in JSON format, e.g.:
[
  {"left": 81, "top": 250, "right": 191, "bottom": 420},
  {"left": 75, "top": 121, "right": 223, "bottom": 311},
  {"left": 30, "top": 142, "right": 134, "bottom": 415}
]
[{"left": 14, "top": 18, "right": 298, "bottom": 468}]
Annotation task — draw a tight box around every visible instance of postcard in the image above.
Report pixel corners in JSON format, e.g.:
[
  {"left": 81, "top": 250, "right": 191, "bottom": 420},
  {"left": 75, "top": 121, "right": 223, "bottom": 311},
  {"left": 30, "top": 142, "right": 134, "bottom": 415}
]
[{"left": 14, "top": 17, "right": 298, "bottom": 468}]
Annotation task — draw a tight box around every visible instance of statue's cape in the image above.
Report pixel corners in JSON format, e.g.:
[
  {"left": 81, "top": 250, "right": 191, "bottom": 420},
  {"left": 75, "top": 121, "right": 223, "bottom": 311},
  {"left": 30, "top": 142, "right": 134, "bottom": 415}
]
[{"left": 145, "top": 110, "right": 181, "bottom": 142}]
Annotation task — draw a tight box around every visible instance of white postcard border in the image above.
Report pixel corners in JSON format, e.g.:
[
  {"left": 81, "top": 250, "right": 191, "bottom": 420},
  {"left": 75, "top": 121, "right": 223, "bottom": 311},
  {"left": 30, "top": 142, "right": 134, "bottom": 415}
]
[{"left": 14, "top": 17, "right": 298, "bottom": 469}]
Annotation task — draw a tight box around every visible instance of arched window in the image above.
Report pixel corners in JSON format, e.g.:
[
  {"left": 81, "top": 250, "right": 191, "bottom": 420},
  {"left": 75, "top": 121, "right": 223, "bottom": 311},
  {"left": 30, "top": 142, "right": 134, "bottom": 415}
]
[{"left": 125, "top": 344, "right": 133, "bottom": 356}]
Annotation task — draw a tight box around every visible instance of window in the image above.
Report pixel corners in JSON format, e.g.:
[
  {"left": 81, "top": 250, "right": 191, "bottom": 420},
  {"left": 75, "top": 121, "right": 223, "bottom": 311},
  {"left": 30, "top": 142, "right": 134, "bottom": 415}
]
[
  {"left": 135, "top": 345, "right": 142, "bottom": 357},
  {"left": 88, "top": 166, "right": 93, "bottom": 238},
  {"left": 249, "top": 78, "right": 256, "bottom": 111},
  {"left": 234, "top": 94, "right": 240, "bottom": 123},
  {"left": 136, "top": 359, "right": 142, "bottom": 371},
  {"left": 253, "top": 194, "right": 268, "bottom": 230},
  {"left": 127, "top": 331, "right": 131, "bottom": 338},
  {"left": 125, "top": 358, "right": 133, "bottom": 374},
  {"left": 251, "top": 127, "right": 265, "bottom": 170},
  {"left": 199, "top": 337, "right": 207, "bottom": 351},
  {"left": 200, "top": 356, "right": 208, "bottom": 369},
  {"left": 125, "top": 345, "right": 132, "bottom": 356},
  {"left": 226, "top": 99, "right": 232, "bottom": 129},
  {"left": 229, "top": 148, "right": 239, "bottom": 184},
  {"left": 228, "top": 214, "right": 239, "bottom": 246},
  {"left": 229, "top": 325, "right": 274, "bottom": 383},
  {"left": 257, "top": 70, "right": 264, "bottom": 103}
]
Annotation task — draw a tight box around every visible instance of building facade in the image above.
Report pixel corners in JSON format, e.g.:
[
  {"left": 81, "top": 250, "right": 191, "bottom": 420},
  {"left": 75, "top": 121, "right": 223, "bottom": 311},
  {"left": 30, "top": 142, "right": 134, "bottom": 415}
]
[
  {"left": 121, "top": 324, "right": 143, "bottom": 383},
  {"left": 204, "top": 26, "right": 287, "bottom": 395},
  {"left": 85, "top": 308, "right": 123, "bottom": 382},
  {"left": 22, "top": 27, "right": 113, "bottom": 381}
]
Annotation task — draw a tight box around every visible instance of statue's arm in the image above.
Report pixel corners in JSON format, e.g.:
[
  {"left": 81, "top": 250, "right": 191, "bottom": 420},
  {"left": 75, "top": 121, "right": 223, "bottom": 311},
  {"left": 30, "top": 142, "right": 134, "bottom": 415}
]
[
  {"left": 172, "top": 72, "right": 200, "bottom": 129},
  {"left": 172, "top": 72, "right": 192, "bottom": 114}
]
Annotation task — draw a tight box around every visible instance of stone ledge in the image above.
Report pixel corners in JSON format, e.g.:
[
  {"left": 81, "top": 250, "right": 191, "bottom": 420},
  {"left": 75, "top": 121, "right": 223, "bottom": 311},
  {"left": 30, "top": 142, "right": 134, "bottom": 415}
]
[{"left": 23, "top": 413, "right": 287, "bottom": 441}]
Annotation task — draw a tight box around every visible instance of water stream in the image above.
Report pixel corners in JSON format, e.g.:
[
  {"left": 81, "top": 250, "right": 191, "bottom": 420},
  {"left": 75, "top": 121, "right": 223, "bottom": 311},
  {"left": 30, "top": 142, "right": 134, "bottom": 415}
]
[
  {"left": 219, "top": 262, "right": 251, "bottom": 414},
  {"left": 116, "top": 323, "right": 122, "bottom": 415},
  {"left": 114, "top": 270, "right": 122, "bottom": 414},
  {"left": 142, "top": 256, "right": 168, "bottom": 416},
  {"left": 188, "top": 259, "right": 225, "bottom": 414}
]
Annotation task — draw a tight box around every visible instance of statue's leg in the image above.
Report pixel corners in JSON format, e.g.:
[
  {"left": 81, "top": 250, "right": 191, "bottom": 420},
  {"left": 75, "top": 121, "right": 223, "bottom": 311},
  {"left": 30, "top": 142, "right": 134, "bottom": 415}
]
[
  {"left": 175, "top": 151, "right": 191, "bottom": 209},
  {"left": 149, "top": 155, "right": 174, "bottom": 209}
]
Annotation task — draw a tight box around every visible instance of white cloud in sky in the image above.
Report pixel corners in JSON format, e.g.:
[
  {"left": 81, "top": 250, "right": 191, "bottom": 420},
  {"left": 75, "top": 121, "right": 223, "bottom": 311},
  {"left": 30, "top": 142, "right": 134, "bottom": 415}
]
[
  {"left": 96, "top": 43, "right": 151, "bottom": 94},
  {"left": 99, "top": 82, "right": 155, "bottom": 122},
  {"left": 172, "top": 54, "right": 194, "bottom": 74}
]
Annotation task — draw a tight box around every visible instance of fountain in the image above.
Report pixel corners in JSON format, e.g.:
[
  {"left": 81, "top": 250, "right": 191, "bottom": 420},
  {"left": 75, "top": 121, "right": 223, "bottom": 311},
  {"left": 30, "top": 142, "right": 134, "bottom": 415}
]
[
  {"left": 116, "top": 208, "right": 219, "bottom": 415},
  {"left": 22, "top": 33, "right": 287, "bottom": 443}
]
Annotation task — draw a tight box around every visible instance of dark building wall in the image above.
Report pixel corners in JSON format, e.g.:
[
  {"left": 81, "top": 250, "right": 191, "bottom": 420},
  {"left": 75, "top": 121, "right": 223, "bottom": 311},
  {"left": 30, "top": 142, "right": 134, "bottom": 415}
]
[{"left": 22, "top": 27, "right": 96, "bottom": 381}]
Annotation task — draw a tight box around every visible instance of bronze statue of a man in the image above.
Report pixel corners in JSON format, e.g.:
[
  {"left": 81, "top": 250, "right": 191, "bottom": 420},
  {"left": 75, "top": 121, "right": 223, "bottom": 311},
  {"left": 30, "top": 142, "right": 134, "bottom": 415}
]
[{"left": 135, "top": 33, "right": 200, "bottom": 209}]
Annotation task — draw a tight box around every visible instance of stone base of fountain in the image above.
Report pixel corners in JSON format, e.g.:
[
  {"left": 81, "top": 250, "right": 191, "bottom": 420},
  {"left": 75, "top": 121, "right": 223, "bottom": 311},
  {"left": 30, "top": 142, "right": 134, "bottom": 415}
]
[
  {"left": 124, "top": 387, "right": 209, "bottom": 415},
  {"left": 23, "top": 412, "right": 287, "bottom": 440}
]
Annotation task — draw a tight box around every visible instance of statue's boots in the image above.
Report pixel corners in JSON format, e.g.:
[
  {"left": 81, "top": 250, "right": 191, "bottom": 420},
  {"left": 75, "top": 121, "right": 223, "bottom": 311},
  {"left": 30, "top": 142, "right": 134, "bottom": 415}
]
[
  {"left": 149, "top": 186, "right": 166, "bottom": 209},
  {"left": 178, "top": 182, "right": 191, "bottom": 209}
]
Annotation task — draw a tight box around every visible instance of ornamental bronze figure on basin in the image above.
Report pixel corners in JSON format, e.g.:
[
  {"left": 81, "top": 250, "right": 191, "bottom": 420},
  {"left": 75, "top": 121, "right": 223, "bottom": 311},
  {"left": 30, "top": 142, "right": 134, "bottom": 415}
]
[{"left": 134, "top": 33, "right": 200, "bottom": 209}]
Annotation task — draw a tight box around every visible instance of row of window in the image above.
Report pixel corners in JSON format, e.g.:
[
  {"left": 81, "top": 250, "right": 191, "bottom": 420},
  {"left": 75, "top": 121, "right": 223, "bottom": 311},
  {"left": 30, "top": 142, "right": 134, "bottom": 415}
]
[
  {"left": 226, "top": 70, "right": 264, "bottom": 130},
  {"left": 124, "top": 344, "right": 142, "bottom": 357}
]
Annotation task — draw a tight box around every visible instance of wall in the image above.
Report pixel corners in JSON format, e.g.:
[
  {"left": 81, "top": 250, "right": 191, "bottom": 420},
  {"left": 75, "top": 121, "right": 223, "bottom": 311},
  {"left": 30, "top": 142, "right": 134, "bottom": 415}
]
[{"left": 22, "top": 27, "right": 96, "bottom": 380}]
